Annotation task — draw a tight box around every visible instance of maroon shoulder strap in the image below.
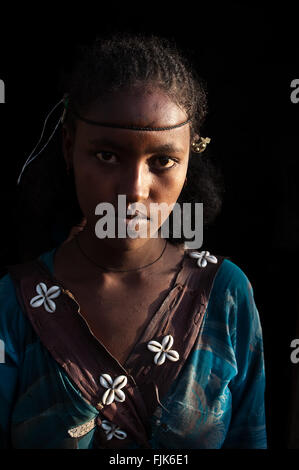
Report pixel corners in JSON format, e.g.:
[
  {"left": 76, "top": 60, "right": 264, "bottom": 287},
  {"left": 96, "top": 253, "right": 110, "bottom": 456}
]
[
  {"left": 129, "top": 251, "right": 225, "bottom": 415},
  {"left": 6, "top": 250, "right": 224, "bottom": 448}
]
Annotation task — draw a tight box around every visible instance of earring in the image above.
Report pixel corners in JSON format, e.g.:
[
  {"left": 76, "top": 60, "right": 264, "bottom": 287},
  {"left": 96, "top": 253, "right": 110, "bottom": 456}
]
[{"left": 191, "top": 137, "right": 211, "bottom": 154}]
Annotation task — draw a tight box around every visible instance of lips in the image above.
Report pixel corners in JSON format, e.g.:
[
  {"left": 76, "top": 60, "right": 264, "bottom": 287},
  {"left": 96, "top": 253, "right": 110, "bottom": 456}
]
[
  {"left": 126, "top": 213, "right": 148, "bottom": 220},
  {"left": 117, "top": 215, "right": 149, "bottom": 228},
  {"left": 116, "top": 210, "right": 150, "bottom": 220}
]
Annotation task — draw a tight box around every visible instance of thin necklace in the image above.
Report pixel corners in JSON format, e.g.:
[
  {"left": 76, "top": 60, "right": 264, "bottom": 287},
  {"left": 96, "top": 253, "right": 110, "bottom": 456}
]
[{"left": 74, "top": 236, "right": 168, "bottom": 273}]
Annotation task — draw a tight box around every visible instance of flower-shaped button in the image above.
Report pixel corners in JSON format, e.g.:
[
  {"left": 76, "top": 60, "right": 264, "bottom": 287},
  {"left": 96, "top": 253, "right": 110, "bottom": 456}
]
[
  {"left": 99, "top": 374, "right": 127, "bottom": 406},
  {"left": 147, "top": 335, "right": 180, "bottom": 366},
  {"left": 30, "top": 282, "right": 61, "bottom": 313},
  {"left": 188, "top": 250, "right": 218, "bottom": 268},
  {"left": 101, "top": 420, "right": 127, "bottom": 440}
]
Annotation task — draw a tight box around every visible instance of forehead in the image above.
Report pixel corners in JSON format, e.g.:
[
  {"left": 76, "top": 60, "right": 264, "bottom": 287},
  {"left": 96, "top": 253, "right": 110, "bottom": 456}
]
[
  {"left": 74, "top": 86, "right": 190, "bottom": 148},
  {"left": 84, "top": 85, "right": 188, "bottom": 128}
]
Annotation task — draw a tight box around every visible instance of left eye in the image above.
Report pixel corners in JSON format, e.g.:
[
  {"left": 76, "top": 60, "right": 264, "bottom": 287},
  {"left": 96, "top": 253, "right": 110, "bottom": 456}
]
[{"left": 152, "top": 156, "right": 176, "bottom": 169}]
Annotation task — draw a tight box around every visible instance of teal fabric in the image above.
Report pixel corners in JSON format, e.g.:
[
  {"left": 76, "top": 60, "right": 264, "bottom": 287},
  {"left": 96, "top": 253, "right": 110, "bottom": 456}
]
[{"left": 0, "top": 247, "right": 267, "bottom": 448}]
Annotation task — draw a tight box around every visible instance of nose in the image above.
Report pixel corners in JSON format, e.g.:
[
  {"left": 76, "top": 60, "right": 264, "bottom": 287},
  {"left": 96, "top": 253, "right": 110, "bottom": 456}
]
[{"left": 117, "top": 162, "right": 151, "bottom": 204}]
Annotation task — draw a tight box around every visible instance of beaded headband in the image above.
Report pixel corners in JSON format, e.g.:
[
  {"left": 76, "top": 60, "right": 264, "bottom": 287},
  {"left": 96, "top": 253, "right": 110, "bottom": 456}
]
[
  {"left": 62, "top": 95, "right": 192, "bottom": 131},
  {"left": 62, "top": 95, "right": 210, "bottom": 153}
]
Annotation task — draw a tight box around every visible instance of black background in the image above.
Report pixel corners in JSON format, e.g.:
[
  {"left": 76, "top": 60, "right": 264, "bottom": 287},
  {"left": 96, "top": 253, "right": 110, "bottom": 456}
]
[{"left": 0, "top": 3, "right": 299, "bottom": 451}]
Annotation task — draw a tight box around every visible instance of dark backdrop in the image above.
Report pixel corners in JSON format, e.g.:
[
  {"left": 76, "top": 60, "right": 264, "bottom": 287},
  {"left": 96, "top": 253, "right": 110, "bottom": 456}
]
[{"left": 0, "top": 4, "right": 298, "bottom": 450}]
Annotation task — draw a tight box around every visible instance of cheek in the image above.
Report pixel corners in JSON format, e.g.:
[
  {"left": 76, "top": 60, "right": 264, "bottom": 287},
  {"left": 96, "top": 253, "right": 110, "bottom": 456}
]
[
  {"left": 157, "top": 166, "right": 187, "bottom": 203},
  {"left": 72, "top": 157, "right": 113, "bottom": 218},
  {"left": 151, "top": 170, "right": 187, "bottom": 226}
]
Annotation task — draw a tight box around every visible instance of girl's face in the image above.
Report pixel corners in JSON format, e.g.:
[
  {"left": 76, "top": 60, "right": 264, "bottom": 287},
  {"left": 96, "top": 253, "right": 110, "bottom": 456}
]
[{"left": 62, "top": 85, "right": 191, "bottom": 249}]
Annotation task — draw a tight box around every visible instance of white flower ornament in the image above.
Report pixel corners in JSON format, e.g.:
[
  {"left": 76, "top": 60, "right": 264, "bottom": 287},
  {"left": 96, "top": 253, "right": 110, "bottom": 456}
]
[
  {"left": 147, "top": 334, "right": 180, "bottom": 366},
  {"left": 30, "top": 282, "right": 61, "bottom": 313},
  {"left": 188, "top": 250, "right": 218, "bottom": 268},
  {"left": 99, "top": 374, "right": 127, "bottom": 406},
  {"left": 101, "top": 420, "right": 127, "bottom": 440}
]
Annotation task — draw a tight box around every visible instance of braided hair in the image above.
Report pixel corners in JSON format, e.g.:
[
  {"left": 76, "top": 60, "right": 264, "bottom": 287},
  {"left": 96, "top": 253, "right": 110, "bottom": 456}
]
[
  {"left": 15, "top": 32, "right": 224, "bottom": 261},
  {"left": 63, "top": 32, "right": 207, "bottom": 141}
]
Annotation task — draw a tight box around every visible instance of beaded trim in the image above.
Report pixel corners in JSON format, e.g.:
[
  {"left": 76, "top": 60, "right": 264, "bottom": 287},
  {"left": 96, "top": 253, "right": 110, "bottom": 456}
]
[{"left": 68, "top": 418, "right": 97, "bottom": 438}]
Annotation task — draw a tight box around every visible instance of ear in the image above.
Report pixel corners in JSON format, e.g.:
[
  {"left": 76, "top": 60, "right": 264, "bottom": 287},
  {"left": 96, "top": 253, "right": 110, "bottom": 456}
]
[{"left": 62, "top": 125, "right": 74, "bottom": 171}]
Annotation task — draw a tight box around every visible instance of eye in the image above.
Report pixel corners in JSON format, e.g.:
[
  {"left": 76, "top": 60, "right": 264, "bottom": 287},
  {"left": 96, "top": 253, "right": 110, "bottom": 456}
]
[
  {"left": 94, "top": 151, "right": 118, "bottom": 164},
  {"left": 151, "top": 156, "right": 178, "bottom": 170}
]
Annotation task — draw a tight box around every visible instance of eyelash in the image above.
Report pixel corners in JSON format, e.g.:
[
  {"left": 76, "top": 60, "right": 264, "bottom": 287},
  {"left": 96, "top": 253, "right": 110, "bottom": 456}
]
[{"left": 93, "top": 151, "right": 179, "bottom": 170}]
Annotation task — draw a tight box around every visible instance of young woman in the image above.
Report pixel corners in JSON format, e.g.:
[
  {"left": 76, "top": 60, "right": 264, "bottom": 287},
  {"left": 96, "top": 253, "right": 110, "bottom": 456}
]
[{"left": 0, "top": 32, "right": 267, "bottom": 449}]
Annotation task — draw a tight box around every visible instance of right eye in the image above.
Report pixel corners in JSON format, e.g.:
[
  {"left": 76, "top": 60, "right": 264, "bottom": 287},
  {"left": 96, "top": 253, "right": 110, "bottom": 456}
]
[{"left": 94, "top": 151, "right": 118, "bottom": 164}]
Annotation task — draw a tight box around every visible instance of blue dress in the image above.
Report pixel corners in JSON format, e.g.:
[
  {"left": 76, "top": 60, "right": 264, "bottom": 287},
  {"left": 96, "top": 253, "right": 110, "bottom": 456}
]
[{"left": 0, "top": 246, "right": 267, "bottom": 448}]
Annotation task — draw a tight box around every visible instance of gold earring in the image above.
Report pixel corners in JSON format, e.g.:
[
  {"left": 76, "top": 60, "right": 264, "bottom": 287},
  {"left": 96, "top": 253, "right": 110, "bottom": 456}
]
[{"left": 191, "top": 137, "right": 211, "bottom": 154}]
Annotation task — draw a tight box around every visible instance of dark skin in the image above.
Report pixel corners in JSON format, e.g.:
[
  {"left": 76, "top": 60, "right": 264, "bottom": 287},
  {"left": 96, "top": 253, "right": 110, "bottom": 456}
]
[{"left": 54, "top": 84, "right": 194, "bottom": 365}]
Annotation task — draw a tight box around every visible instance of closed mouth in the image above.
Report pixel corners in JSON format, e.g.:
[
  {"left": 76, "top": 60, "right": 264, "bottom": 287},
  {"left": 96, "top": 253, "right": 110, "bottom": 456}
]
[
  {"left": 116, "top": 211, "right": 150, "bottom": 220},
  {"left": 126, "top": 214, "right": 148, "bottom": 219}
]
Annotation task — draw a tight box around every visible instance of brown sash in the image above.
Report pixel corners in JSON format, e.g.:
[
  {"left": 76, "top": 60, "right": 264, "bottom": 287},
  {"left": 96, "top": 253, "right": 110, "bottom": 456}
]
[{"left": 6, "top": 250, "right": 224, "bottom": 449}]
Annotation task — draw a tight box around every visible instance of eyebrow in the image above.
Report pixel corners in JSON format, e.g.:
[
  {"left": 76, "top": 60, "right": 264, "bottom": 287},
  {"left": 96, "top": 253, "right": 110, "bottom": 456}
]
[{"left": 88, "top": 138, "right": 184, "bottom": 154}]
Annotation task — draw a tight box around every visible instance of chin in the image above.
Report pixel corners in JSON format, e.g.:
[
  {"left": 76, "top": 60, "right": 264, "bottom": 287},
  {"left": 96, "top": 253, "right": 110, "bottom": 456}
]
[{"left": 99, "top": 235, "right": 159, "bottom": 252}]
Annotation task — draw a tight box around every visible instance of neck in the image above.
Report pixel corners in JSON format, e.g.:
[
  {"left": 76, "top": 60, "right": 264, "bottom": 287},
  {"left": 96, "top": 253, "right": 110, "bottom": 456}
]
[{"left": 75, "top": 223, "right": 167, "bottom": 273}]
